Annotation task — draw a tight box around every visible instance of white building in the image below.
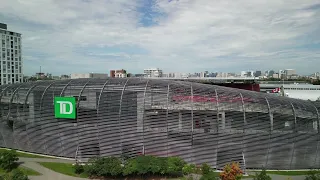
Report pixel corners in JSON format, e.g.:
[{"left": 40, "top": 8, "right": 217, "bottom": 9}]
[
  {"left": 144, "top": 68, "right": 163, "bottom": 78},
  {"left": 71, "top": 73, "right": 108, "bottom": 79},
  {"left": 0, "top": 23, "right": 23, "bottom": 85}
]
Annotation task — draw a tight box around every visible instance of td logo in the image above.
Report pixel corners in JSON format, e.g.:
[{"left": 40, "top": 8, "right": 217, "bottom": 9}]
[{"left": 54, "top": 97, "right": 76, "bottom": 119}]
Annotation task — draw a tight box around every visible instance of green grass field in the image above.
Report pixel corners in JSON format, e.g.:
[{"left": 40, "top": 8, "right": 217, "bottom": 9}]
[
  {"left": 38, "top": 162, "right": 88, "bottom": 178},
  {"left": 0, "top": 166, "right": 41, "bottom": 176},
  {"left": 0, "top": 148, "right": 55, "bottom": 159}
]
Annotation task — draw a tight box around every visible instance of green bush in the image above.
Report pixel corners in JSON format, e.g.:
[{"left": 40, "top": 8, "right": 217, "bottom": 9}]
[
  {"left": 305, "top": 170, "right": 320, "bottom": 180},
  {"left": 123, "top": 155, "right": 167, "bottom": 176},
  {"left": 85, "top": 157, "right": 122, "bottom": 177},
  {"left": 183, "top": 164, "right": 196, "bottom": 175},
  {"left": 73, "top": 163, "right": 84, "bottom": 174},
  {"left": 200, "top": 171, "right": 219, "bottom": 180},
  {"left": 0, "top": 150, "right": 19, "bottom": 172},
  {"left": 166, "top": 156, "right": 186, "bottom": 175},
  {"left": 3, "top": 169, "right": 29, "bottom": 180},
  {"left": 201, "top": 163, "right": 211, "bottom": 175},
  {"left": 10, "top": 169, "right": 29, "bottom": 180},
  {"left": 253, "top": 169, "right": 271, "bottom": 180}
]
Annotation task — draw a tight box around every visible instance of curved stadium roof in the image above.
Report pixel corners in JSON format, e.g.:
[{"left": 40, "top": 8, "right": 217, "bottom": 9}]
[{"left": 0, "top": 78, "right": 319, "bottom": 170}]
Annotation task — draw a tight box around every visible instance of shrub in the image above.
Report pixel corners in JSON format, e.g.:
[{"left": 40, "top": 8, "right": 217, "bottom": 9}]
[
  {"left": 305, "top": 170, "right": 320, "bottom": 180},
  {"left": 3, "top": 169, "right": 29, "bottom": 180},
  {"left": 220, "top": 162, "right": 243, "bottom": 180},
  {"left": 84, "top": 157, "right": 122, "bottom": 177},
  {"left": 123, "top": 155, "right": 167, "bottom": 176},
  {"left": 166, "top": 156, "right": 186, "bottom": 175},
  {"left": 183, "top": 164, "right": 196, "bottom": 176},
  {"left": 202, "top": 163, "right": 211, "bottom": 175},
  {"left": 253, "top": 169, "right": 271, "bottom": 180},
  {"left": 10, "top": 169, "right": 29, "bottom": 180},
  {"left": 0, "top": 150, "right": 19, "bottom": 171},
  {"left": 200, "top": 172, "right": 219, "bottom": 180},
  {"left": 73, "top": 163, "right": 84, "bottom": 174}
]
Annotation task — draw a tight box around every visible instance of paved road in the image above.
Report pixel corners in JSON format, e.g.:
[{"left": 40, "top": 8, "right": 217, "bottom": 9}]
[{"left": 18, "top": 157, "right": 96, "bottom": 180}]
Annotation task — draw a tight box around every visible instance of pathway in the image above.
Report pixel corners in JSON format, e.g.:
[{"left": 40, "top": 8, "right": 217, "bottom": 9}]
[{"left": 18, "top": 157, "right": 95, "bottom": 180}]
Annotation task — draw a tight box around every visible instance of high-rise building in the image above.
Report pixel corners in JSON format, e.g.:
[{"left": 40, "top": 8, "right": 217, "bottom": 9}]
[
  {"left": 0, "top": 23, "right": 23, "bottom": 85},
  {"left": 254, "top": 71, "right": 262, "bottom": 77},
  {"left": 144, "top": 68, "right": 163, "bottom": 78},
  {"left": 284, "top": 69, "right": 296, "bottom": 78}
]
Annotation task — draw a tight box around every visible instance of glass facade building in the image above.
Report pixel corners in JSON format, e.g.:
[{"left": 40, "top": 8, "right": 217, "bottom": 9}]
[{"left": 0, "top": 78, "right": 319, "bottom": 170}]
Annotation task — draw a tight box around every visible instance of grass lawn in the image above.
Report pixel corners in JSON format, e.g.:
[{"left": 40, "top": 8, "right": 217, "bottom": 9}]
[
  {"left": 248, "top": 170, "right": 320, "bottom": 176},
  {"left": 38, "top": 162, "right": 88, "bottom": 178},
  {"left": 0, "top": 166, "right": 41, "bottom": 176},
  {"left": 0, "top": 148, "right": 55, "bottom": 159}
]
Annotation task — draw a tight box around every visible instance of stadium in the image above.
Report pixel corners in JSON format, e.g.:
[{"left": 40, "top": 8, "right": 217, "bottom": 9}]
[{"left": 0, "top": 78, "right": 319, "bottom": 170}]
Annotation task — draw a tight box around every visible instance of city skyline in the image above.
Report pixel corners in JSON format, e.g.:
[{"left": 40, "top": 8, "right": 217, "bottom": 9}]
[{"left": 0, "top": 0, "right": 319, "bottom": 76}]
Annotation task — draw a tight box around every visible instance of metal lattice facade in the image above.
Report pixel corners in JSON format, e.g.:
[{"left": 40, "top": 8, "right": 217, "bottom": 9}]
[{"left": 0, "top": 78, "right": 320, "bottom": 170}]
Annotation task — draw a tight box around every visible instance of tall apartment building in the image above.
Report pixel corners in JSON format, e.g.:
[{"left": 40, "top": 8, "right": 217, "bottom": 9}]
[
  {"left": 0, "top": 23, "right": 23, "bottom": 85},
  {"left": 144, "top": 68, "right": 163, "bottom": 78}
]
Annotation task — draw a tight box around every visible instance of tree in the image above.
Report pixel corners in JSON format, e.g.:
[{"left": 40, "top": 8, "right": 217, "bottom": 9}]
[
  {"left": 220, "top": 162, "right": 243, "bottom": 180},
  {"left": 253, "top": 169, "right": 271, "bottom": 180},
  {"left": 0, "top": 150, "right": 19, "bottom": 172}
]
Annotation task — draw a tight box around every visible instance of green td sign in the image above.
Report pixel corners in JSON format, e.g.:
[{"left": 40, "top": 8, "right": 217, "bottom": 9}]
[{"left": 54, "top": 97, "right": 76, "bottom": 119}]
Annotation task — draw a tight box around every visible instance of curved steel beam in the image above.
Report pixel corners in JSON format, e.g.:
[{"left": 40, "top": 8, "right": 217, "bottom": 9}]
[
  {"left": 190, "top": 82, "right": 194, "bottom": 163},
  {"left": 39, "top": 81, "right": 57, "bottom": 154},
  {"left": 312, "top": 104, "right": 320, "bottom": 168},
  {"left": 0, "top": 84, "right": 16, "bottom": 148},
  {"left": 141, "top": 80, "right": 149, "bottom": 155},
  {"left": 239, "top": 92, "right": 246, "bottom": 173},
  {"left": 118, "top": 79, "right": 130, "bottom": 156},
  {"left": 289, "top": 102, "right": 297, "bottom": 169},
  {"left": 22, "top": 83, "right": 39, "bottom": 152},
  {"left": 165, "top": 83, "right": 170, "bottom": 157},
  {"left": 6, "top": 83, "right": 24, "bottom": 150},
  {"left": 264, "top": 97, "right": 272, "bottom": 169},
  {"left": 75, "top": 79, "right": 92, "bottom": 160},
  {"left": 56, "top": 79, "right": 73, "bottom": 157},
  {"left": 96, "top": 79, "right": 110, "bottom": 157},
  {"left": 214, "top": 89, "right": 220, "bottom": 169},
  {"left": 59, "top": 80, "right": 73, "bottom": 96}
]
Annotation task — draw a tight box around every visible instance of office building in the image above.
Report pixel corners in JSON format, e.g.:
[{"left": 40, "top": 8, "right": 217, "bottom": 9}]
[
  {"left": 0, "top": 23, "right": 23, "bottom": 85},
  {"left": 284, "top": 69, "right": 296, "bottom": 79},
  {"left": 110, "top": 69, "right": 127, "bottom": 78},
  {"left": 144, "top": 68, "right": 163, "bottom": 78}
]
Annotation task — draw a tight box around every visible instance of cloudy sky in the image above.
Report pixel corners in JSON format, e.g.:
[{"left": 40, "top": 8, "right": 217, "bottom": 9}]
[{"left": 0, "top": 0, "right": 319, "bottom": 76}]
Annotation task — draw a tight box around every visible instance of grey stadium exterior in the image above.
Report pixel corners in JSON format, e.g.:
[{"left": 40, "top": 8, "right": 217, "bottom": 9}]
[{"left": 1, "top": 78, "right": 320, "bottom": 170}]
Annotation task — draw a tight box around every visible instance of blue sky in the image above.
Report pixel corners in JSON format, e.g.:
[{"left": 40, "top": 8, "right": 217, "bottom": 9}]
[{"left": 0, "top": 0, "right": 319, "bottom": 76}]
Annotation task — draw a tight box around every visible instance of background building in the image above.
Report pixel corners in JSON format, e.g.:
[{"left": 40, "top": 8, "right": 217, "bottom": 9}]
[
  {"left": 0, "top": 23, "right": 23, "bottom": 85},
  {"left": 144, "top": 68, "right": 163, "bottom": 78},
  {"left": 110, "top": 69, "right": 127, "bottom": 78},
  {"left": 71, "top": 73, "right": 108, "bottom": 79}
]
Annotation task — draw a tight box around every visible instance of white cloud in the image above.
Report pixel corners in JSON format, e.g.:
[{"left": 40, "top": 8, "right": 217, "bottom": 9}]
[{"left": 0, "top": 0, "right": 319, "bottom": 75}]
